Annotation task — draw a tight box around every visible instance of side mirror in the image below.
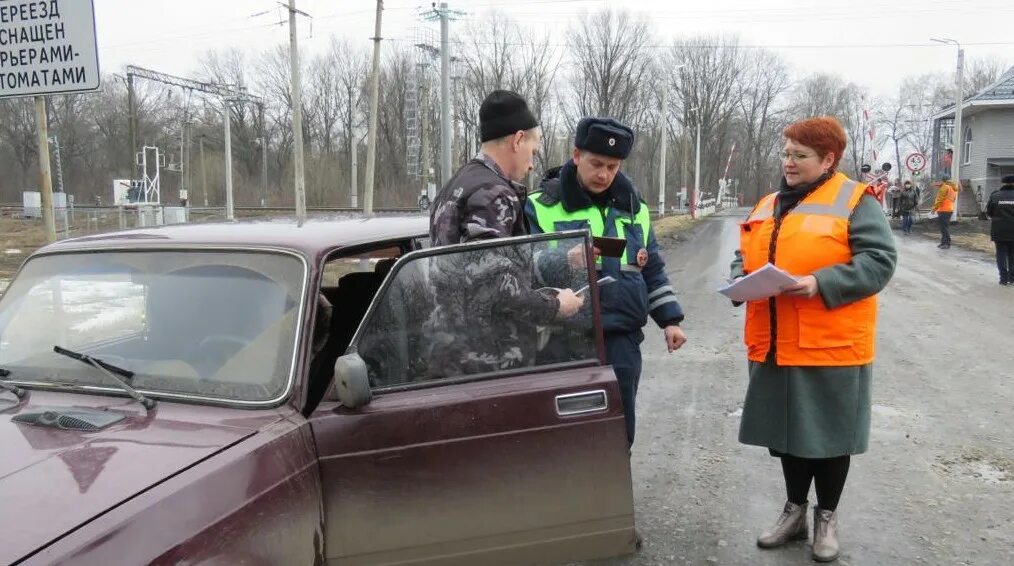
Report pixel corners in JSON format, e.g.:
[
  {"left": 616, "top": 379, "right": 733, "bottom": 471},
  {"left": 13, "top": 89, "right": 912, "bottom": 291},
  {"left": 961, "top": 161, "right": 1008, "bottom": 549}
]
[{"left": 333, "top": 353, "right": 372, "bottom": 409}]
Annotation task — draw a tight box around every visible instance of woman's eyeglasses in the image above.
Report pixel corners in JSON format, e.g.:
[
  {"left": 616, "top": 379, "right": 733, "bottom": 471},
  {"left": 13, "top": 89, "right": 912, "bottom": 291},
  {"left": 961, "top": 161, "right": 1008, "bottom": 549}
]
[{"left": 781, "top": 152, "right": 816, "bottom": 162}]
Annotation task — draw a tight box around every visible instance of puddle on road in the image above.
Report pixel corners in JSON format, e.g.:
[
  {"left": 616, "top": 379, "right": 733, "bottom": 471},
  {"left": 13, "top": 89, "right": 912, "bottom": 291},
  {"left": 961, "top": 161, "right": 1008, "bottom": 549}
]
[{"left": 934, "top": 448, "right": 1011, "bottom": 485}]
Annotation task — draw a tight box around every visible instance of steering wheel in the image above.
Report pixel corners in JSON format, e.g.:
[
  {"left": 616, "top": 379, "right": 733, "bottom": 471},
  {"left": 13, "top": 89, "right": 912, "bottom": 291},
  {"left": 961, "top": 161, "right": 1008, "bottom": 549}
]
[{"left": 195, "top": 334, "right": 251, "bottom": 371}]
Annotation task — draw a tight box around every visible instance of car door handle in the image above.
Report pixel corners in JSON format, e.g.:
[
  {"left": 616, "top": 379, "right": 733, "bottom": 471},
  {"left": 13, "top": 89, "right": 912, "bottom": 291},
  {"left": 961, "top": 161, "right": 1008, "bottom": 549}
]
[{"left": 555, "top": 390, "right": 607, "bottom": 416}]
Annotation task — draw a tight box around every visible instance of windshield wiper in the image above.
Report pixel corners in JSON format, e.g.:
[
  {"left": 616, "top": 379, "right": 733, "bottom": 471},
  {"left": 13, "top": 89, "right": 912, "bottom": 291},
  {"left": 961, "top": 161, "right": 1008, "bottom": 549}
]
[
  {"left": 52, "top": 346, "right": 156, "bottom": 411},
  {"left": 0, "top": 369, "right": 28, "bottom": 400}
]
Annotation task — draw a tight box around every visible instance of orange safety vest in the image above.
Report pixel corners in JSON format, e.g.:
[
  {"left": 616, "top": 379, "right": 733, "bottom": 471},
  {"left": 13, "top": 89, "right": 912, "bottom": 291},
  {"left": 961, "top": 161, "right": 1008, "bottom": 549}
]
[
  {"left": 740, "top": 172, "right": 877, "bottom": 366},
  {"left": 937, "top": 184, "right": 957, "bottom": 213}
]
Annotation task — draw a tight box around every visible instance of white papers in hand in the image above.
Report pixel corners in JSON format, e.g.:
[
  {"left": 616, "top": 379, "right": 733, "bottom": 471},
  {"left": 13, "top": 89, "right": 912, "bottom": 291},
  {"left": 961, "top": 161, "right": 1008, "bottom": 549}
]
[{"left": 717, "top": 263, "right": 799, "bottom": 302}]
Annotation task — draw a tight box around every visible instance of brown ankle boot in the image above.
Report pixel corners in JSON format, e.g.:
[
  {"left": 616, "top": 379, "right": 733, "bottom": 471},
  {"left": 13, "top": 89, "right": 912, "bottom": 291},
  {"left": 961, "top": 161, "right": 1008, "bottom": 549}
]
[
  {"left": 757, "top": 501, "right": 808, "bottom": 548},
  {"left": 812, "top": 507, "right": 840, "bottom": 562}
]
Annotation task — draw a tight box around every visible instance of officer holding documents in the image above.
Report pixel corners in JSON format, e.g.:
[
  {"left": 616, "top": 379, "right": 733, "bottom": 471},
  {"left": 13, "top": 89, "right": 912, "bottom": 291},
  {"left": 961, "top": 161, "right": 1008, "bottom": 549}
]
[
  {"left": 525, "top": 117, "right": 687, "bottom": 448},
  {"left": 730, "top": 116, "right": 896, "bottom": 562}
]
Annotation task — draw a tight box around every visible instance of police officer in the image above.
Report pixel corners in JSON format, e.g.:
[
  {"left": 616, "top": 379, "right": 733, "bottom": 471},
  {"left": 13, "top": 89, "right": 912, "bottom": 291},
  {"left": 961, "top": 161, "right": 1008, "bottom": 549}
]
[
  {"left": 525, "top": 117, "right": 687, "bottom": 447},
  {"left": 986, "top": 174, "right": 1014, "bottom": 285}
]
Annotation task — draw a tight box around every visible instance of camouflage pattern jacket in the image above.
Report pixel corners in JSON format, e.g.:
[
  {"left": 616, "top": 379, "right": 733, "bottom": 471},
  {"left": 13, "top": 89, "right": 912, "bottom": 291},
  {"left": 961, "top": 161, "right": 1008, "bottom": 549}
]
[{"left": 429, "top": 153, "right": 529, "bottom": 245}]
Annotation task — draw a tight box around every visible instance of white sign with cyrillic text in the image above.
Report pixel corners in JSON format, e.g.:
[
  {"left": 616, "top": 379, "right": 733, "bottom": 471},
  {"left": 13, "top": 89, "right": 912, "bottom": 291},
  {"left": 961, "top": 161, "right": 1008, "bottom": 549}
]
[{"left": 0, "top": 0, "right": 99, "bottom": 98}]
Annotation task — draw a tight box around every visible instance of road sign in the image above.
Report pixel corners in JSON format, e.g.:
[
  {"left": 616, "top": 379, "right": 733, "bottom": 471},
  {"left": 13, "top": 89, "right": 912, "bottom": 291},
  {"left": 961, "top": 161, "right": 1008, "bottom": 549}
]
[
  {"left": 0, "top": 0, "right": 100, "bottom": 98},
  {"left": 905, "top": 152, "right": 927, "bottom": 173}
]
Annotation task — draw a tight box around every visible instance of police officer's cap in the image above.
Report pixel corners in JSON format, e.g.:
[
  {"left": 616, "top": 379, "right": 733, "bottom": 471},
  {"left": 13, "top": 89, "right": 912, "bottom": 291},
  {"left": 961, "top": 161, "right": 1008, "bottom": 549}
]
[
  {"left": 575, "top": 117, "right": 634, "bottom": 159},
  {"left": 1002, "top": 174, "right": 1014, "bottom": 184}
]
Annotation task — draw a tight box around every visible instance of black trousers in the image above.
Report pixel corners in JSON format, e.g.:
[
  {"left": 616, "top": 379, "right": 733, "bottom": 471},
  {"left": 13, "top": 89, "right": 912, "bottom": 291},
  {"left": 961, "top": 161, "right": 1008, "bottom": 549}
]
[
  {"left": 937, "top": 212, "right": 952, "bottom": 245},
  {"left": 996, "top": 241, "right": 1014, "bottom": 283},
  {"left": 777, "top": 453, "right": 851, "bottom": 512}
]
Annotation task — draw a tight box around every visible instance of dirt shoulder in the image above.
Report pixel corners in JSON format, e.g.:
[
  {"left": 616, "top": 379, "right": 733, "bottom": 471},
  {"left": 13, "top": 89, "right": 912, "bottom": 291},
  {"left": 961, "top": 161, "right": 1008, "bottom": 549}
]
[{"left": 904, "top": 214, "right": 994, "bottom": 254}]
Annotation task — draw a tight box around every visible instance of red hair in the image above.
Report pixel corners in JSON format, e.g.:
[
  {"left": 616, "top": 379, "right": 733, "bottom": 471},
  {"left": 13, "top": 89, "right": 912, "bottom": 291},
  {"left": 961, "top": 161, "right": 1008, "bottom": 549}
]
[{"left": 783, "top": 116, "right": 847, "bottom": 172}]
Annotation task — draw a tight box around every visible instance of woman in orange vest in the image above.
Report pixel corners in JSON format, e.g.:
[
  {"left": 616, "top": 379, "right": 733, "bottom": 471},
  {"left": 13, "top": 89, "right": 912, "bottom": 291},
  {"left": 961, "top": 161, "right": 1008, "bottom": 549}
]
[
  {"left": 932, "top": 175, "right": 958, "bottom": 249},
  {"left": 731, "top": 116, "right": 897, "bottom": 562}
]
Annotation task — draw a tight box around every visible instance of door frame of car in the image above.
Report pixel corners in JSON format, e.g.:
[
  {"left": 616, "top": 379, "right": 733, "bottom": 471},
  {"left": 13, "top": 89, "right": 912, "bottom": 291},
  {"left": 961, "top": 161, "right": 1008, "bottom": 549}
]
[{"left": 308, "top": 231, "right": 635, "bottom": 565}]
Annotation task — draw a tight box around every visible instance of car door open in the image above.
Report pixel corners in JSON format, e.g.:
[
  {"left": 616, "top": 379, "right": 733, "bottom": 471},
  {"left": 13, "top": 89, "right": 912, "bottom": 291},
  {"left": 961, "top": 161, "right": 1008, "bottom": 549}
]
[{"left": 310, "top": 231, "right": 636, "bottom": 566}]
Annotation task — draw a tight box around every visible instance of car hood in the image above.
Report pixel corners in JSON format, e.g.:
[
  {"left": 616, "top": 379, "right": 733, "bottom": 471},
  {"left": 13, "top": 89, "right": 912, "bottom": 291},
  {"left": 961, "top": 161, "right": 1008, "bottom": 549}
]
[{"left": 0, "top": 390, "right": 290, "bottom": 565}]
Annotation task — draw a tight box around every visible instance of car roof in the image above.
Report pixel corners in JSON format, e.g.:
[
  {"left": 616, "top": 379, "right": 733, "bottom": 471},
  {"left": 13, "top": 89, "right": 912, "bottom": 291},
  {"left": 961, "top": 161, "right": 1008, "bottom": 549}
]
[{"left": 38, "top": 216, "right": 430, "bottom": 257}]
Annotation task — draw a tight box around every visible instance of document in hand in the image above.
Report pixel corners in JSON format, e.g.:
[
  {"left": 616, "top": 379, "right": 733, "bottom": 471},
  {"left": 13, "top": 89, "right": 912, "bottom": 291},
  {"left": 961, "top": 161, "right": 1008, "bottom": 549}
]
[{"left": 717, "top": 263, "right": 799, "bottom": 302}]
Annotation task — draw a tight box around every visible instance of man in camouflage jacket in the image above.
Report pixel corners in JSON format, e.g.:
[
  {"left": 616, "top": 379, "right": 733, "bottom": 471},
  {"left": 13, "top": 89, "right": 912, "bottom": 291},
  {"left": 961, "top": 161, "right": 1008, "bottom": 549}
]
[{"left": 426, "top": 90, "right": 583, "bottom": 378}]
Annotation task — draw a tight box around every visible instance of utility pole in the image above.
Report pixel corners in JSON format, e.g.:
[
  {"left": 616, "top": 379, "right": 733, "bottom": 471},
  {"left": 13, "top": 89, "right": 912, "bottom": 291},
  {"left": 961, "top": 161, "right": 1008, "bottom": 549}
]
[
  {"left": 952, "top": 47, "right": 965, "bottom": 218},
  {"left": 223, "top": 102, "right": 234, "bottom": 220},
  {"left": 693, "top": 118, "right": 701, "bottom": 219},
  {"left": 199, "top": 134, "right": 208, "bottom": 207},
  {"left": 931, "top": 37, "right": 965, "bottom": 217},
  {"left": 34, "top": 96, "right": 56, "bottom": 243},
  {"left": 363, "top": 0, "right": 384, "bottom": 216},
  {"left": 184, "top": 120, "right": 193, "bottom": 207},
  {"left": 350, "top": 132, "right": 359, "bottom": 208},
  {"left": 259, "top": 103, "right": 268, "bottom": 207},
  {"left": 128, "top": 75, "right": 137, "bottom": 177},
  {"left": 288, "top": 0, "right": 308, "bottom": 223},
  {"left": 657, "top": 88, "right": 668, "bottom": 216},
  {"left": 420, "top": 80, "right": 431, "bottom": 201},
  {"left": 422, "top": 2, "right": 464, "bottom": 187},
  {"left": 439, "top": 2, "right": 452, "bottom": 185},
  {"left": 179, "top": 121, "right": 186, "bottom": 203},
  {"left": 49, "top": 136, "right": 65, "bottom": 193},
  {"left": 452, "top": 75, "right": 461, "bottom": 177}
]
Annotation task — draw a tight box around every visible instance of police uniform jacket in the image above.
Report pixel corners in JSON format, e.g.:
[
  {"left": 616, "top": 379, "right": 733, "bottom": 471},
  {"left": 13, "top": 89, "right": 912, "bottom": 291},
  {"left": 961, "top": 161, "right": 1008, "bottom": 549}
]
[
  {"left": 986, "top": 184, "right": 1014, "bottom": 242},
  {"left": 525, "top": 160, "right": 683, "bottom": 334}
]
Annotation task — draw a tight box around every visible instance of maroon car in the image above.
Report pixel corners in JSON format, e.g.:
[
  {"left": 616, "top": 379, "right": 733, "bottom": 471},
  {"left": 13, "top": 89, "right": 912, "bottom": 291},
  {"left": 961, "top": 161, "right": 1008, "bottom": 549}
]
[{"left": 0, "top": 217, "right": 636, "bottom": 565}]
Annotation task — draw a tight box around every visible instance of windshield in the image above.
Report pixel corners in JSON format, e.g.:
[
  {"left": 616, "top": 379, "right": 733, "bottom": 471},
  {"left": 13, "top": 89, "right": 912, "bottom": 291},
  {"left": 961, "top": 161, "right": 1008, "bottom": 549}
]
[{"left": 0, "top": 250, "right": 306, "bottom": 404}]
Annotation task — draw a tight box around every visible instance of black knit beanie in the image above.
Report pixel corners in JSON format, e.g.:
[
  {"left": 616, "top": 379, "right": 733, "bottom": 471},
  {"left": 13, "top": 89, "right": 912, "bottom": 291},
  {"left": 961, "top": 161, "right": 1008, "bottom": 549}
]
[{"left": 479, "top": 90, "right": 539, "bottom": 142}]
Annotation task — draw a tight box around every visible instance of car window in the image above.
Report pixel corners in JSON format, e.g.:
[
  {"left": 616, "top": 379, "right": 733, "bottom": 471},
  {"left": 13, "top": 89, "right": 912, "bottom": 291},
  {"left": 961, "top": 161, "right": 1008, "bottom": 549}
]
[
  {"left": 352, "top": 233, "right": 598, "bottom": 389},
  {"left": 0, "top": 250, "right": 305, "bottom": 404},
  {"left": 320, "top": 245, "right": 401, "bottom": 286}
]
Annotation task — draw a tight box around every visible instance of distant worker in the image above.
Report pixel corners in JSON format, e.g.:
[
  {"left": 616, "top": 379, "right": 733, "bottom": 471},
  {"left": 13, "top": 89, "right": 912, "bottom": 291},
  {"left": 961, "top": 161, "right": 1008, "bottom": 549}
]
[
  {"left": 898, "top": 180, "right": 919, "bottom": 235},
  {"left": 986, "top": 174, "right": 1014, "bottom": 285},
  {"left": 731, "top": 116, "right": 897, "bottom": 563},
  {"left": 932, "top": 175, "right": 958, "bottom": 249}
]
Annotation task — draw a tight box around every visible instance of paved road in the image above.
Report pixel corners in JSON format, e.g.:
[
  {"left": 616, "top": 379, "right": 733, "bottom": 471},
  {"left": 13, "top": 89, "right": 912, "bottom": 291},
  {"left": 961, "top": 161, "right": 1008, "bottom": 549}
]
[{"left": 587, "top": 210, "right": 1013, "bottom": 565}]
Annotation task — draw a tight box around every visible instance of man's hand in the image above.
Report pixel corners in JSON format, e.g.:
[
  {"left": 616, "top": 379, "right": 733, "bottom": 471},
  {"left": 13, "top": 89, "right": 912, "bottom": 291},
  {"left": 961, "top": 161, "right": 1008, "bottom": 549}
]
[
  {"left": 664, "top": 325, "right": 687, "bottom": 353},
  {"left": 566, "top": 244, "right": 601, "bottom": 269},
  {"left": 555, "top": 288, "right": 585, "bottom": 318},
  {"left": 780, "top": 275, "right": 819, "bottom": 298}
]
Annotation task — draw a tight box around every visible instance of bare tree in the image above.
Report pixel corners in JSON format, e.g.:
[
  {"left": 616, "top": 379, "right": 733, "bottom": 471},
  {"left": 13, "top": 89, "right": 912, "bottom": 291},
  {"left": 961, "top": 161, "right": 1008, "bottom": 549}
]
[
  {"left": 458, "top": 12, "right": 563, "bottom": 175},
  {"left": 734, "top": 49, "right": 790, "bottom": 203},
  {"left": 876, "top": 97, "right": 908, "bottom": 180},
  {"left": 0, "top": 98, "right": 39, "bottom": 193},
  {"left": 567, "top": 10, "right": 655, "bottom": 126},
  {"left": 667, "top": 36, "right": 743, "bottom": 199}
]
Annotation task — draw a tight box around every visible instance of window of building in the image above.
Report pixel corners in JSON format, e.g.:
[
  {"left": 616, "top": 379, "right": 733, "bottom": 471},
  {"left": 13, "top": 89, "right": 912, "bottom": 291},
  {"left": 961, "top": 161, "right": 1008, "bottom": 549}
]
[{"left": 963, "top": 127, "right": 973, "bottom": 165}]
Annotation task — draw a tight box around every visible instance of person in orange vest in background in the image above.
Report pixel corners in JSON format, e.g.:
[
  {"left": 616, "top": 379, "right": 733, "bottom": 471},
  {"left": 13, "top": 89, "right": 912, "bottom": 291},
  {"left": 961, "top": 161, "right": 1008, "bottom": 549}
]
[
  {"left": 869, "top": 178, "right": 889, "bottom": 209},
  {"left": 932, "top": 175, "right": 958, "bottom": 249},
  {"left": 730, "top": 116, "right": 897, "bottom": 563}
]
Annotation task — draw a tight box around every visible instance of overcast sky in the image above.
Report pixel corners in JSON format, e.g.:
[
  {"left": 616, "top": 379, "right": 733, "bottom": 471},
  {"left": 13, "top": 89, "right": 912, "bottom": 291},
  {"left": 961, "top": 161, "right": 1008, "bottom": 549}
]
[{"left": 95, "top": 0, "right": 1013, "bottom": 99}]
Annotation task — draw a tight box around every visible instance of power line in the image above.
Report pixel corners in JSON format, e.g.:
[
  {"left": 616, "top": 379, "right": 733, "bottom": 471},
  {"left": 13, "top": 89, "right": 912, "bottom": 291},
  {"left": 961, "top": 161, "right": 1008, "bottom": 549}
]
[{"left": 384, "top": 37, "right": 1014, "bottom": 51}]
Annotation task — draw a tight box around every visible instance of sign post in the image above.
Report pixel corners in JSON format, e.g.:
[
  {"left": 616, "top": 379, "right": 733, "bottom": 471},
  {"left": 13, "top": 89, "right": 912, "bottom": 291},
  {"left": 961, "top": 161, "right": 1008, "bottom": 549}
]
[{"left": 1, "top": 0, "right": 101, "bottom": 242}]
